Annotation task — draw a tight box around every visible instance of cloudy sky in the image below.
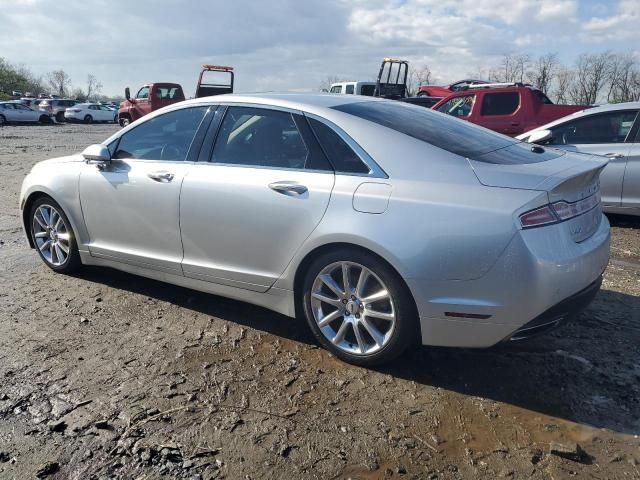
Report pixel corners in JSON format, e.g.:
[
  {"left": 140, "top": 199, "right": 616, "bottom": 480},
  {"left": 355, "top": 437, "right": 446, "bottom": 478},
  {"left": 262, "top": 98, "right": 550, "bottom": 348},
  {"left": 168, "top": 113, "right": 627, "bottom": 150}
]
[{"left": 1, "top": 0, "right": 638, "bottom": 97}]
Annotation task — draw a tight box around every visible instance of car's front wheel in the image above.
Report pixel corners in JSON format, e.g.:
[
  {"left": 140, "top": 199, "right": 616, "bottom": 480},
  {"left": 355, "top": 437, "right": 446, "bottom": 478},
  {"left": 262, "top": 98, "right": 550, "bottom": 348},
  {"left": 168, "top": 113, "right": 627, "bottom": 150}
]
[
  {"left": 302, "top": 248, "right": 418, "bottom": 366},
  {"left": 55, "top": 111, "right": 65, "bottom": 122},
  {"left": 39, "top": 115, "right": 52, "bottom": 124},
  {"left": 29, "top": 196, "right": 81, "bottom": 273},
  {"left": 84, "top": 115, "right": 93, "bottom": 124},
  {"left": 0, "top": 114, "right": 5, "bottom": 126}
]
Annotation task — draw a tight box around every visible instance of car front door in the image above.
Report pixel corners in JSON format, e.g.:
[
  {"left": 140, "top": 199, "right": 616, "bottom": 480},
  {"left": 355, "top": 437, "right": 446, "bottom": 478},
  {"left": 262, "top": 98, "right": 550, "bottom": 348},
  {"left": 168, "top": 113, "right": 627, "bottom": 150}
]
[
  {"left": 621, "top": 122, "right": 640, "bottom": 210},
  {"left": 14, "top": 103, "right": 38, "bottom": 122},
  {"left": 78, "top": 106, "right": 211, "bottom": 273},
  {"left": 179, "top": 105, "right": 335, "bottom": 292},
  {"left": 132, "top": 86, "right": 151, "bottom": 120},
  {"left": 545, "top": 110, "right": 638, "bottom": 208}
]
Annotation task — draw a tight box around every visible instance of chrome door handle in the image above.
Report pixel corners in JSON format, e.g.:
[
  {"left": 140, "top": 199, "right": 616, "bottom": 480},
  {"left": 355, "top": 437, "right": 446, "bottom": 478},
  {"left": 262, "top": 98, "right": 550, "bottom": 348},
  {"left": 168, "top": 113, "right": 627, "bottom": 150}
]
[
  {"left": 268, "top": 181, "right": 308, "bottom": 196},
  {"left": 604, "top": 153, "right": 624, "bottom": 159},
  {"left": 148, "top": 171, "right": 174, "bottom": 182}
]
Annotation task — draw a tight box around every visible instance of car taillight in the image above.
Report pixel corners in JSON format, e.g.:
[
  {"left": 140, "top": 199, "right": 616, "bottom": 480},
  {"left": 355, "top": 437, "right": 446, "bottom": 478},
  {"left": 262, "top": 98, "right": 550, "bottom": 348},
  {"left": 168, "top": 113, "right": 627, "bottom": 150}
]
[
  {"left": 519, "top": 205, "right": 557, "bottom": 228},
  {"left": 519, "top": 192, "right": 600, "bottom": 229},
  {"left": 69, "top": 108, "right": 81, "bottom": 112}
]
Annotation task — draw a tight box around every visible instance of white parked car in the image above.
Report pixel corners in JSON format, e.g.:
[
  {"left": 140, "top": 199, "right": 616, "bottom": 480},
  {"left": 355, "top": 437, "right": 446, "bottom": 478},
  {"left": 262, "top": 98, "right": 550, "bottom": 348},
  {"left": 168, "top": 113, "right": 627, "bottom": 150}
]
[
  {"left": 0, "top": 101, "right": 53, "bottom": 125},
  {"left": 64, "top": 103, "right": 118, "bottom": 124},
  {"left": 517, "top": 102, "right": 640, "bottom": 216}
]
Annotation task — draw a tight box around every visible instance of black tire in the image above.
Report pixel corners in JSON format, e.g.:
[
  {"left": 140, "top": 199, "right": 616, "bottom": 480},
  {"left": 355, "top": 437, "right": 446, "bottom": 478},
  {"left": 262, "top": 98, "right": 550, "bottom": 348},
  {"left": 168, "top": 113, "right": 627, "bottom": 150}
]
[
  {"left": 55, "top": 111, "right": 65, "bottom": 122},
  {"left": 84, "top": 115, "right": 93, "bottom": 124},
  {"left": 301, "top": 247, "right": 419, "bottom": 366},
  {"left": 113, "top": 114, "right": 118, "bottom": 124},
  {"left": 29, "top": 196, "right": 81, "bottom": 274},
  {"left": 119, "top": 116, "right": 130, "bottom": 128},
  {"left": 39, "top": 115, "right": 52, "bottom": 124},
  {"left": 0, "top": 114, "right": 5, "bottom": 126}
]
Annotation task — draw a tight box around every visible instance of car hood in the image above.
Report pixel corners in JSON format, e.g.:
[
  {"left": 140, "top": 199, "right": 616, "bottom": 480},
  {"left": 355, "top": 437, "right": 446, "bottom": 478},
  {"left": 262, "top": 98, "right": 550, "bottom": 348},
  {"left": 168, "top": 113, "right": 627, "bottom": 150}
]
[{"left": 31, "top": 154, "right": 83, "bottom": 172}]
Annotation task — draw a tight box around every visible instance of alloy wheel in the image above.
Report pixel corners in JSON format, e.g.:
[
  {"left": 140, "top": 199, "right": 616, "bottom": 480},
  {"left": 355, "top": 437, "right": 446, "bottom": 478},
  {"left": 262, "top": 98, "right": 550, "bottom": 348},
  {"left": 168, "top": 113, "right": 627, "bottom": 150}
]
[
  {"left": 32, "top": 204, "right": 71, "bottom": 267},
  {"left": 310, "top": 261, "right": 396, "bottom": 355}
]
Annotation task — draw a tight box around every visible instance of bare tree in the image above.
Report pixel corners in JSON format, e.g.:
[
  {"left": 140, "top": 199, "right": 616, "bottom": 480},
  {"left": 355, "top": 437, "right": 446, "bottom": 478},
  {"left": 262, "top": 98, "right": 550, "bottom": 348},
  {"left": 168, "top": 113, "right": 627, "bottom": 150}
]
[
  {"left": 47, "top": 69, "right": 71, "bottom": 97},
  {"left": 607, "top": 53, "right": 640, "bottom": 103},
  {"left": 318, "top": 75, "right": 343, "bottom": 92},
  {"left": 86, "top": 74, "right": 103, "bottom": 101},
  {"left": 497, "top": 54, "right": 531, "bottom": 83},
  {"left": 569, "top": 52, "right": 612, "bottom": 105},
  {"left": 527, "top": 53, "right": 558, "bottom": 94},
  {"left": 553, "top": 67, "right": 575, "bottom": 104},
  {"left": 407, "top": 64, "right": 432, "bottom": 96}
]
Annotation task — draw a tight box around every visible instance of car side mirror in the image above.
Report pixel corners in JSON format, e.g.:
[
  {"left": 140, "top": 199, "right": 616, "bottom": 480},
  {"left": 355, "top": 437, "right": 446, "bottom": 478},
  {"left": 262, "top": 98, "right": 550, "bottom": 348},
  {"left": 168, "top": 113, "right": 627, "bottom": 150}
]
[
  {"left": 125, "top": 87, "right": 131, "bottom": 101},
  {"left": 527, "top": 129, "right": 552, "bottom": 144},
  {"left": 82, "top": 144, "right": 111, "bottom": 169}
]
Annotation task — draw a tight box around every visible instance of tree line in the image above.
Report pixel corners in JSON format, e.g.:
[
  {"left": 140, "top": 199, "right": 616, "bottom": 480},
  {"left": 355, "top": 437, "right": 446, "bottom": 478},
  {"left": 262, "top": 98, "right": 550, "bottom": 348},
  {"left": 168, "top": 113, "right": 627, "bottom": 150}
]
[
  {"left": 0, "top": 58, "right": 108, "bottom": 101},
  {"left": 321, "top": 51, "right": 640, "bottom": 105}
]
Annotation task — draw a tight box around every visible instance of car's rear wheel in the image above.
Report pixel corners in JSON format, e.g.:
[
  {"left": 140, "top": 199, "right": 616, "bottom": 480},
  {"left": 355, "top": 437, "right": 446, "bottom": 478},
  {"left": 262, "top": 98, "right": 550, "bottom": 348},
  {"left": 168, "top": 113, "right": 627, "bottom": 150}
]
[
  {"left": 302, "top": 248, "right": 418, "bottom": 366},
  {"left": 29, "top": 197, "right": 81, "bottom": 273},
  {"left": 39, "top": 115, "right": 52, "bottom": 124},
  {"left": 84, "top": 115, "right": 93, "bottom": 124},
  {"left": 0, "top": 115, "right": 5, "bottom": 126},
  {"left": 55, "top": 111, "right": 65, "bottom": 122}
]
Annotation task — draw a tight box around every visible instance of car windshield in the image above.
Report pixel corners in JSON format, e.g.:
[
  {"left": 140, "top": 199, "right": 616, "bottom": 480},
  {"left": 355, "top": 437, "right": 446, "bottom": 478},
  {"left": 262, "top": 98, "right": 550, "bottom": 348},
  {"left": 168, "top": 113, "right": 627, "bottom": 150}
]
[{"left": 332, "top": 100, "right": 518, "bottom": 158}]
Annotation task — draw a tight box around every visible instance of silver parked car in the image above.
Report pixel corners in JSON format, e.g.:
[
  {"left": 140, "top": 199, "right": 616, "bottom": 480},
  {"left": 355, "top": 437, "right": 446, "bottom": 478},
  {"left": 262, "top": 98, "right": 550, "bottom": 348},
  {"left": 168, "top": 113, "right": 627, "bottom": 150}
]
[
  {"left": 19, "top": 94, "right": 610, "bottom": 365},
  {"left": 517, "top": 102, "right": 640, "bottom": 216},
  {"left": 0, "top": 101, "right": 53, "bottom": 125}
]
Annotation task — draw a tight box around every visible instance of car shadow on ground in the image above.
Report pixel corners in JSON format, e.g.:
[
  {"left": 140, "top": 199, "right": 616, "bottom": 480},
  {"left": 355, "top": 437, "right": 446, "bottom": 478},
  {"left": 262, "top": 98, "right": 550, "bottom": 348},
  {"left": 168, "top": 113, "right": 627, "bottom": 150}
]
[
  {"left": 607, "top": 213, "right": 640, "bottom": 229},
  {"left": 75, "top": 266, "right": 639, "bottom": 436}
]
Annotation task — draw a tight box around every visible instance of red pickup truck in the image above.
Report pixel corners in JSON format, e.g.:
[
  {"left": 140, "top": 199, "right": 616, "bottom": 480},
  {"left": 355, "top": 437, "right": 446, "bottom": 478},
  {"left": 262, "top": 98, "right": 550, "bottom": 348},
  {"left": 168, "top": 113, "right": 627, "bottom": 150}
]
[
  {"left": 431, "top": 84, "right": 588, "bottom": 136},
  {"left": 117, "top": 65, "right": 234, "bottom": 127}
]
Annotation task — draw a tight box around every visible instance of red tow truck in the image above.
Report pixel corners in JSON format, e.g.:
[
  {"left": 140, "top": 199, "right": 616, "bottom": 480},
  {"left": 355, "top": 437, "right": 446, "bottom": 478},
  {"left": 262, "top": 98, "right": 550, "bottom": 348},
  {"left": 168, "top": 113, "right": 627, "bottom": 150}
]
[
  {"left": 431, "top": 83, "right": 588, "bottom": 136},
  {"left": 117, "top": 64, "right": 234, "bottom": 127}
]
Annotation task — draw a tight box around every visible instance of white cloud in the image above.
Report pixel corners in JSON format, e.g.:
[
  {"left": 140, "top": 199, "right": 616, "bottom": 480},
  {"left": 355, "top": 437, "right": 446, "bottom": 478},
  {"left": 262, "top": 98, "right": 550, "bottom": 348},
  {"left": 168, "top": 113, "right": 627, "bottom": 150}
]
[{"left": 582, "top": 0, "right": 640, "bottom": 41}]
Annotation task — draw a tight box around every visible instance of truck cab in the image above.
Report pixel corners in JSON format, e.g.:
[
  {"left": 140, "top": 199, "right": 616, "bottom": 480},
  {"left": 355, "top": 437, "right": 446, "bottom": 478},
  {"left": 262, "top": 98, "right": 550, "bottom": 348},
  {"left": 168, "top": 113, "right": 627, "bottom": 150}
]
[
  {"left": 118, "top": 83, "right": 185, "bottom": 127},
  {"left": 432, "top": 83, "right": 589, "bottom": 136}
]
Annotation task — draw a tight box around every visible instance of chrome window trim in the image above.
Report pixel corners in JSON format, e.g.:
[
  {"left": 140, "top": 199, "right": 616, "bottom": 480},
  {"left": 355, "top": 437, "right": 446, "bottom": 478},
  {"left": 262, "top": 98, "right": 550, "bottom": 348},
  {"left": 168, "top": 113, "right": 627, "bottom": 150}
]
[{"left": 304, "top": 112, "right": 388, "bottom": 179}]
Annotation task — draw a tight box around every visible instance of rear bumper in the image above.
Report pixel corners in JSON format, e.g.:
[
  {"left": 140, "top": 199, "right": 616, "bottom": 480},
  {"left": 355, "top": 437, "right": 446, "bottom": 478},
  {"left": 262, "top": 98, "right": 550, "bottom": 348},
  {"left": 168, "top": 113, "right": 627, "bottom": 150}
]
[
  {"left": 409, "top": 214, "right": 610, "bottom": 348},
  {"left": 503, "top": 275, "right": 601, "bottom": 341}
]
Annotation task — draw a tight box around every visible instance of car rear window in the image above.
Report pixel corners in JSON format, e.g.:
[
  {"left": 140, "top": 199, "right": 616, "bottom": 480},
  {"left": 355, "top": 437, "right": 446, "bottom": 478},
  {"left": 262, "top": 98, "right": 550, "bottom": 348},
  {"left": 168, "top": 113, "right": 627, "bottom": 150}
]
[{"left": 331, "top": 100, "right": 519, "bottom": 159}]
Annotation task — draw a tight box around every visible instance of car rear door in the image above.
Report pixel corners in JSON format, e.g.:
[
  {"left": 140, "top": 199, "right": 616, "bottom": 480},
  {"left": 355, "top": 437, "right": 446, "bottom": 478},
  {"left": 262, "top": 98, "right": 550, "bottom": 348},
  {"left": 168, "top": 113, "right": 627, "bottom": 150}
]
[
  {"left": 544, "top": 109, "right": 638, "bottom": 208},
  {"left": 179, "top": 105, "right": 335, "bottom": 292},
  {"left": 78, "top": 106, "right": 211, "bottom": 273},
  {"left": 1, "top": 104, "right": 17, "bottom": 121},
  {"left": 477, "top": 90, "right": 523, "bottom": 135}
]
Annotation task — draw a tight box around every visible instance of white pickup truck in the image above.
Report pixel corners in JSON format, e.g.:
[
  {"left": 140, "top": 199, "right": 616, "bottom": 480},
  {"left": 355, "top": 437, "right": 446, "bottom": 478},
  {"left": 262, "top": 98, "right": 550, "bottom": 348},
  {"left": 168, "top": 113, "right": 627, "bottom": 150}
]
[{"left": 329, "top": 81, "right": 376, "bottom": 96}]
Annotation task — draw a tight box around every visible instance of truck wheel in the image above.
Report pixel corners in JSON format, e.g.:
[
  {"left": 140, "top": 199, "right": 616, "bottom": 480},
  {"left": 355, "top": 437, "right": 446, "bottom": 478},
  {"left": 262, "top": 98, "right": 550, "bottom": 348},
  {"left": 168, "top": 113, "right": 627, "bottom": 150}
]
[
  {"left": 55, "top": 111, "right": 65, "bottom": 122},
  {"left": 119, "top": 117, "right": 131, "bottom": 128},
  {"left": 84, "top": 115, "right": 93, "bottom": 124},
  {"left": 0, "top": 115, "right": 5, "bottom": 126}
]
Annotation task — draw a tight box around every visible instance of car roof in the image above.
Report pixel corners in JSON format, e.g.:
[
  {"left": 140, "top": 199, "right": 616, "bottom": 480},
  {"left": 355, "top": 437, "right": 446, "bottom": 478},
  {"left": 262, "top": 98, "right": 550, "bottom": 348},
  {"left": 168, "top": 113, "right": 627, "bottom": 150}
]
[
  {"left": 182, "top": 92, "right": 377, "bottom": 111},
  {"left": 526, "top": 101, "right": 640, "bottom": 132}
]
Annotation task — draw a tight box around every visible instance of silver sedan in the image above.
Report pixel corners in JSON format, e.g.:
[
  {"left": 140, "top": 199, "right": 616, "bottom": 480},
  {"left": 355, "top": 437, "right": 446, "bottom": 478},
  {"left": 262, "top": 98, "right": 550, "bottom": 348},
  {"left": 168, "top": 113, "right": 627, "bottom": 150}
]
[
  {"left": 20, "top": 94, "right": 610, "bottom": 365},
  {"left": 517, "top": 102, "right": 640, "bottom": 216}
]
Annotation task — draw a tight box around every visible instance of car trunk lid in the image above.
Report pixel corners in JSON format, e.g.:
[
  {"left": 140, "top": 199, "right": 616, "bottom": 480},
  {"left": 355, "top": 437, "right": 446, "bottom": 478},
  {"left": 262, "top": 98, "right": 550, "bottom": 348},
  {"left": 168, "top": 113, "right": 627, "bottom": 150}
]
[{"left": 468, "top": 144, "right": 607, "bottom": 243}]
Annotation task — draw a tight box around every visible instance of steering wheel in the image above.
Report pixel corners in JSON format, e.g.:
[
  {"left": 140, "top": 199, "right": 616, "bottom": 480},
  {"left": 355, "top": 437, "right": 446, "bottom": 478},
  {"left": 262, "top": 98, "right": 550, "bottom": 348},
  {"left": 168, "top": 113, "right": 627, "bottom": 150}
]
[{"left": 160, "top": 144, "right": 182, "bottom": 161}]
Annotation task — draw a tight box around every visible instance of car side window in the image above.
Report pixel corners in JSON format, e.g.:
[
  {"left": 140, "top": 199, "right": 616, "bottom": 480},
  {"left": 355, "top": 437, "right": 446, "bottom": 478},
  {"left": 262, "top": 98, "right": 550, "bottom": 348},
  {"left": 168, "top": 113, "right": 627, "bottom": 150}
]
[
  {"left": 210, "top": 106, "right": 330, "bottom": 170},
  {"left": 481, "top": 92, "right": 520, "bottom": 116},
  {"left": 136, "top": 87, "right": 149, "bottom": 99},
  {"left": 548, "top": 111, "right": 639, "bottom": 145},
  {"left": 330, "top": 85, "right": 342, "bottom": 94},
  {"left": 308, "top": 118, "right": 370, "bottom": 174},
  {"left": 114, "top": 107, "right": 208, "bottom": 161},
  {"left": 345, "top": 85, "right": 355, "bottom": 94},
  {"left": 436, "top": 95, "right": 475, "bottom": 118}
]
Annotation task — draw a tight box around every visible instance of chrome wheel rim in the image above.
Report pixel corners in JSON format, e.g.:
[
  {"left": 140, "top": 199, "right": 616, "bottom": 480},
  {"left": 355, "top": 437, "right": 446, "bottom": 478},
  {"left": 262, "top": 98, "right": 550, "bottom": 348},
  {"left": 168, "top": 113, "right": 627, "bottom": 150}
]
[
  {"left": 32, "top": 204, "right": 70, "bottom": 267},
  {"left": 310, "top": 261, "right": 396, "bottom": 355}
]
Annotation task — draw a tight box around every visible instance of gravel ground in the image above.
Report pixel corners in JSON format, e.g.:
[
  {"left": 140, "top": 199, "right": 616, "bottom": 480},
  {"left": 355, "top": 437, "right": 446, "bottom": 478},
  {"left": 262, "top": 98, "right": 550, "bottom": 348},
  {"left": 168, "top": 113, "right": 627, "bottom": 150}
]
[{"left": 0, "top": 123, "right": 639, "bottom": 480}]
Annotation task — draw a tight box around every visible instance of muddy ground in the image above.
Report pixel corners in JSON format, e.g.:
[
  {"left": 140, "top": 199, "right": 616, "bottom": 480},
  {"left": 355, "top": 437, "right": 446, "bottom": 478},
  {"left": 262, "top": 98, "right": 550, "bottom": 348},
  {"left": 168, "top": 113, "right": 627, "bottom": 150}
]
[{"left": 0, "top": 123, "right": 639, "bottom": 480}]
